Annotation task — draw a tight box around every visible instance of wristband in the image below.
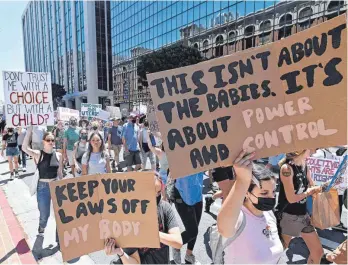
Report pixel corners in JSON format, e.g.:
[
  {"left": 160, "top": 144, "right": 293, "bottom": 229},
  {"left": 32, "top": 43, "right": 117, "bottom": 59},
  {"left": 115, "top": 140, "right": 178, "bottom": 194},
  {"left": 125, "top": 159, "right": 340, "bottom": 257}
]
[{"left": 118, "top": 250, "right": 125, "bottom": 258}]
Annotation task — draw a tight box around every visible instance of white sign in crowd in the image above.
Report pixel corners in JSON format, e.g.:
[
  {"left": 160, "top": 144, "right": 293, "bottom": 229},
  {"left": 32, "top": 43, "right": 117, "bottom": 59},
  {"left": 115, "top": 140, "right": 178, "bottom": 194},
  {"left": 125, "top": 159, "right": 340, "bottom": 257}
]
[{"left": 2, "top": 71, "right": 54, "bottom": 127}]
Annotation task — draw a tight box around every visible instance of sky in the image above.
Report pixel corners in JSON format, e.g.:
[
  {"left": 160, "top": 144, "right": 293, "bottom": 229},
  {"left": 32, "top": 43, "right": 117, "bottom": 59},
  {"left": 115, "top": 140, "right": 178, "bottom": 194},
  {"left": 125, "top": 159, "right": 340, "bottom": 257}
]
[{"left": 0, "top": 1, "right": 28, "bottom": 103}]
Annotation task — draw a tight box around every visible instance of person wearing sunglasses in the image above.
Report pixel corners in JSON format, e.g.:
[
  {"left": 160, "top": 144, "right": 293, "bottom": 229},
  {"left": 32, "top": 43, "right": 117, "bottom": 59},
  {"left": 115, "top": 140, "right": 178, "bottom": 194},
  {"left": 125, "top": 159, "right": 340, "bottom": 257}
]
[
  {"left": 73, "top": 129, "right": 88, "bottom": 177},
  {"left": 81, "top": 132, "right": 111, "bottom": 175},
  {"left": 22, "top": 126, "right": 63, "bottom": 236},
  {"left": 217, "top": 150, "right": 284, "bottom": 264}
]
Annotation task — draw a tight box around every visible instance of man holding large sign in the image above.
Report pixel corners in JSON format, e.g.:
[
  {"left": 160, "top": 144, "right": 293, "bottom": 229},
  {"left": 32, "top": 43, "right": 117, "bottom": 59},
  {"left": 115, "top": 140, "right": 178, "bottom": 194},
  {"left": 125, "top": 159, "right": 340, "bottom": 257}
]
[
  {"left": 50, "top": 172, "right": 171, "bottom": 261},
  {"left": 2, "top": 71, "right": 54, "bottom": 126},
  {"left": 147, "top": 15, "right": 347, "bottom": 179}
]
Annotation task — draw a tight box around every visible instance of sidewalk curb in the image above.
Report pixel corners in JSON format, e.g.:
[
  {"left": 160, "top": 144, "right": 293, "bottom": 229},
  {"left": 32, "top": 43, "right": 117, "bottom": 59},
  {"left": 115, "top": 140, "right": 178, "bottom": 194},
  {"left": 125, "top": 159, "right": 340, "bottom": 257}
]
[{"left": 0, "top": 187, "right": 37, "bottom": 264}]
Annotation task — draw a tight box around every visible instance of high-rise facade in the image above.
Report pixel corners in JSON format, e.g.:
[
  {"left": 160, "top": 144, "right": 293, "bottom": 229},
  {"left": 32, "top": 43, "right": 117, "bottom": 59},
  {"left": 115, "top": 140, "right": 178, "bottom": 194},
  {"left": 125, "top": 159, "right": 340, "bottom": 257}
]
[
  {"left": 110, "top": 0, "right": 346, "bottom": 111},
  {"left": 22, "top": 1, "right": 112, "bottom": 109}
]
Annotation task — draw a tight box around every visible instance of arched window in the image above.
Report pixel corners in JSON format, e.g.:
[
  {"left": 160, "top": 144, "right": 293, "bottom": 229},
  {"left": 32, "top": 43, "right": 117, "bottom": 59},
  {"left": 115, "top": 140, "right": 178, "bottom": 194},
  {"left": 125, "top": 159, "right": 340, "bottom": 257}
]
[
  {"left": 328, "top": 1, "right": 345, "bottom": 12},
  {"left": 203, "top": 40, "right": 209, "bottom": 50},
  {"left": 259, "top": 20, "right": 272, "bottom": 32},
  {"left": 279, "top": 14, "right": 293, "bottom": 27},
  {"left": 193, "top": 43, "right": 199, "bottom": 49},
  {"left": 215, "top": 35, "right": 224, "bottom": 57},
  {"left": 228, "top": 31, "right": 237, "bottom": 42},
  {"left": 245, "top": 25, "right": 255, "bottom": 37},
  {"left": 299, "top": 7, "right": 313, "bottom": 20}
]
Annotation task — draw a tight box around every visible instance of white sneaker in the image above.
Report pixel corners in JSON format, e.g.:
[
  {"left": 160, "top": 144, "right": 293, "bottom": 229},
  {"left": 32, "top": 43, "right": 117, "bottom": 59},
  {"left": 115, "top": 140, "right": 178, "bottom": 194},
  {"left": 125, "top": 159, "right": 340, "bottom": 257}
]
[
  {"left": 172, "top": 248, "right": 181, "bottom": 264},
  {"left": 19, "top": 164, "right": 22, "bottom": 170},
  {"left": 22, "top": 167, "right": 26, "bottom": 172},
  {"left": 185, "top": 254, "right": 201, "bottom": 265}
]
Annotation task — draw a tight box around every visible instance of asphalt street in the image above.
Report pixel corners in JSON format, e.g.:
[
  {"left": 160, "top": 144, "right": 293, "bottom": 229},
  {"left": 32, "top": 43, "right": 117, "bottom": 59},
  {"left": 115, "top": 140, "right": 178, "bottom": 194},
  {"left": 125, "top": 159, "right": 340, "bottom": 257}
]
[{"left": 0, "top": 151, "right": 346, "bottom": 264}]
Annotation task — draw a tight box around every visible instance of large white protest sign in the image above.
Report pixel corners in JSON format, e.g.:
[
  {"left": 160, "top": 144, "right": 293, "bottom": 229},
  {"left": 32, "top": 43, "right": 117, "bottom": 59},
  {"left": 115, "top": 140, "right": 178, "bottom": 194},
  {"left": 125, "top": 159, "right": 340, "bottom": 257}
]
[
  {"left": 81, "top": 103, "right": 102, "bottom": 117},
  {"left": 97, "top": 109, "right": 110, "bottom": 121},
  {"left": 307, "top": 156, "right": 347, "bottom": 194},
  {"left": 58, "top": 107, "right": 79, "bottom": 122},
  {"left": 3, "top": 71, "right": 54, "bottom": 126},
  {"left": 106, "top": 106, "right": 121, "bottom": 119}
]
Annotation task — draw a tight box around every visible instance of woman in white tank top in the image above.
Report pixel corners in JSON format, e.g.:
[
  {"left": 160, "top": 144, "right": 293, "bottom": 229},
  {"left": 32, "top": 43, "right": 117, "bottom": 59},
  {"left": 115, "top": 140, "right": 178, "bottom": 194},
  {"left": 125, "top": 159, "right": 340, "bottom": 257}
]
[{"left": 217, "top": 150, "right": 284, "bottom": 264}]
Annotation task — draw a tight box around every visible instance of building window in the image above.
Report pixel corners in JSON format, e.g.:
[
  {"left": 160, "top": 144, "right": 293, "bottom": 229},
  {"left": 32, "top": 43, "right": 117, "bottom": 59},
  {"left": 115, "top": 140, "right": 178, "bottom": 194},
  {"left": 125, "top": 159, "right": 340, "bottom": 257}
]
[
  {"left": 259, "top": 20, "right": 272, "bottom": 32},
  {"left": 328, "top": 1, "right": 345, "bottom": 12},
  {"left": 193, "top": 43, "right": 199, "bottom": 49},
  {"left": 299, "top": 7, "right": 313, "bottom": 20},
  {"left": 215, "top": 35, "right": 224, "bottom": 57},
  {"left": 245, "top": 25, "right": 254, "bottom": 37},
  {"left": 279, "top": 14, "right": 293, "bottom": 27},
  {"left": 228, "top": 31, "right": 237, "bottom": 44}
]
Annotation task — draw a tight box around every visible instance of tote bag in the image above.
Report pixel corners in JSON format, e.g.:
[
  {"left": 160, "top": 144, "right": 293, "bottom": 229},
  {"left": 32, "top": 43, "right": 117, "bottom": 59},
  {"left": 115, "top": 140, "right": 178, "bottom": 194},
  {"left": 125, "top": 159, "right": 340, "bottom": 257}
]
[{"left": 311, "top": 188, "right": 340, "bottom": 230}]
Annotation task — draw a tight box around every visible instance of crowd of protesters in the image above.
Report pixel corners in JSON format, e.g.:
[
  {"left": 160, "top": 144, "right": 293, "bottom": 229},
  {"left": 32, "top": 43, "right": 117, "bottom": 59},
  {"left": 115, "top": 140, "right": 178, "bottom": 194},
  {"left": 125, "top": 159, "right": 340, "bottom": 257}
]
[{"left": 0, "top": 112, "right": 347, "bottom": 265}]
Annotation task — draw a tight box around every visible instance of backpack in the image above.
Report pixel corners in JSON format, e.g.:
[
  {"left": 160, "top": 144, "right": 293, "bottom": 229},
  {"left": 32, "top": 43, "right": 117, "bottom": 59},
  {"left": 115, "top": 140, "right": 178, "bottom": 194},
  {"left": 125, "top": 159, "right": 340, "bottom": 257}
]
[{"left": 209, "top": 211, "right": 247, "bottom": 264}]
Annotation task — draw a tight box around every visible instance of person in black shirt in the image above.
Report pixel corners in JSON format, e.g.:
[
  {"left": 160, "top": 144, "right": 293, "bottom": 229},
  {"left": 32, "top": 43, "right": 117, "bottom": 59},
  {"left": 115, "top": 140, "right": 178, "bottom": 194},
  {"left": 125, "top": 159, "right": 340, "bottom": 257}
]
[
  {"left": 277, "top": 150, "right": 323, "bottom": 264},
  {"left": 105, "top": 173, "right": 182, "bottom": 264},
  {"left": 1, "top": 127, "right": 20, "bottom": 179},
  {"left": 23, "top": 126, "right": 63, "bottom": 239}
]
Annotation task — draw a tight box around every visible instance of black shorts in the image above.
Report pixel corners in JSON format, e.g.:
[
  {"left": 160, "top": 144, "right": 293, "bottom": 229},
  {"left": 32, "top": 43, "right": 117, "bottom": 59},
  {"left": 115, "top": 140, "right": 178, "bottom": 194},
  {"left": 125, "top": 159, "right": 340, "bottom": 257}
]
[
  {"left": 125, "top": 150, "right": 141, "bottom": 167},
  {"left": 212, "top": 166, "right": 235, "bottom": 182}
]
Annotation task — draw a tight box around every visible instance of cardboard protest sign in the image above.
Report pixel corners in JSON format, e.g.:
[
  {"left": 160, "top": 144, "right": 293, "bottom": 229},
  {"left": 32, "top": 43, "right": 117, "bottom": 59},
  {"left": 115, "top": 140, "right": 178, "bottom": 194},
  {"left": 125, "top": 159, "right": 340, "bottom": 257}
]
[
  {"left": 50, "top": 172, "right": 160, "bottom": 261},
  {"left": 97, "top": 109, "right": 111, "bottom": 121},
  {"left": 106, "top": 106, "right": 121, "bottom": 119},
  {"left": 57, "top": 107, "right": 79, "bottom": 122},
  {"left": 147, "top": 15, "right": 347, "bottom": 179},
  {"left": 147, "top": 101, "right": 160, "bottom": 133},
  {"left": 2, "top": 71, "right": 54, "bottom": 126},
  {"left": 81, "top": 103, "right": 102, "bottom": 117}
]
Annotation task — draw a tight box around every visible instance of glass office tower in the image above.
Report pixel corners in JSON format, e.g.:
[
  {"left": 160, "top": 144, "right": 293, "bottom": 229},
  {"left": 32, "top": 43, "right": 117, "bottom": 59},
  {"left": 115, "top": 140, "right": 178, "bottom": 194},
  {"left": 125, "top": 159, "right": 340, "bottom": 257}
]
[
  {"left": 110, "top": 0, "right": 346, "bottom": 110},
  {"left": 22, "top": 1, "right": 112, "bottom": 109}
]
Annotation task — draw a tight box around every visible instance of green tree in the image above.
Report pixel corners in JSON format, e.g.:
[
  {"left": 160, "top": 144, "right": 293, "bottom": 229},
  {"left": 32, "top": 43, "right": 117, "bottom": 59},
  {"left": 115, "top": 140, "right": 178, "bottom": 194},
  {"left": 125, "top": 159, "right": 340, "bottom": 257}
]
[
  {"left": 51, "top": 83, "right": 66, "bottom": 110},
  {"left": 137, "top": 43, "right": 206, "bottom": 87}
]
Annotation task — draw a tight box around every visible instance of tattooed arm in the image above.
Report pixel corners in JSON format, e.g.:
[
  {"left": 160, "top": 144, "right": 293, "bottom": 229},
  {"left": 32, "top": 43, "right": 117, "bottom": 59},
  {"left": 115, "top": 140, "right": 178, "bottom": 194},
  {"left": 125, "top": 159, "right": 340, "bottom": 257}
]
[{"left": 280, "top": 164, "right": 320, "bottom": 204}]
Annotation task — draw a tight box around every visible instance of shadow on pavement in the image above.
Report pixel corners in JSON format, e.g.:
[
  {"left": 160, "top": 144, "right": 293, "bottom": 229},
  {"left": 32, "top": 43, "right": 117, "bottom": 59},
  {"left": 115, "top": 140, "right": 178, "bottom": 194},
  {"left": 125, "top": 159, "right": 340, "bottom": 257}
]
[
  {"left": 32, "top": 235, "right": 59, "bottom": 261},
  {"left": 286, "top": 237, "right": 309, "bottom": 264},
  {"left": 0, "top": 178, "right": 12, "bottom": 186},
  {"left": 203, "top": 227, "right": 213, "bottom": 260},
  {"left": 18, "top": 172, "right": 35, "bottom": 179}
]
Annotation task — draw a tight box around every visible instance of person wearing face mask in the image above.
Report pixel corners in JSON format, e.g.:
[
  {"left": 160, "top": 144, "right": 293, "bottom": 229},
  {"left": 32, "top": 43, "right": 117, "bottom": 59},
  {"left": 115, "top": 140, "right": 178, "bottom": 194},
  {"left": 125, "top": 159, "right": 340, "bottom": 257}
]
[
  {"left": 73, "top": 129, "right": 88, "bottom": 177},
  {"left": 217, "top": 150, "right": 283, "bottom": 264},
  {"left": 53, "top": 121, "right": 65, "bottom": 155},
  {"left": 63, "top": 117, "right": 80, "bottom": 177},
  {"left": 105, "top": 173, "right": 182, "bottom": 264},
  {"left": 277, "top": 150, "right": 323, "bottom": 264},
  {"left": 22, "top": 126, "right": 63, "bottom": 237},
  {"left": 1, "top": 127, "right": 20, "bottom": 179},
  {"left": 81, "top": 132, "right": 111, "bottom": 175},
  {"left": 122, "top": 113, "right": 141, "bottom": 172},
  {"left": 89, "top": 121, "right": 104, "bottom": 141}
]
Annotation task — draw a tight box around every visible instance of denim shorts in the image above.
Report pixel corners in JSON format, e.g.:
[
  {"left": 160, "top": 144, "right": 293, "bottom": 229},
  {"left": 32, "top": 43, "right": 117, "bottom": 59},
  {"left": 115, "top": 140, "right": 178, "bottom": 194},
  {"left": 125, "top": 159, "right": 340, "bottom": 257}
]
[{"left": 6, "top": 147, "right": 19, "bottom": 157}]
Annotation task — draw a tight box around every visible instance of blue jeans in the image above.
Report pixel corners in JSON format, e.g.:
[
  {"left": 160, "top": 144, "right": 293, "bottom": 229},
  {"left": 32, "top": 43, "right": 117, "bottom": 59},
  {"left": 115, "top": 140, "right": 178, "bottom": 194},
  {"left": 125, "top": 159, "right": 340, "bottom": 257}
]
[{"left": 37, "top": 181, "right": 51, "bottom": 229}]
